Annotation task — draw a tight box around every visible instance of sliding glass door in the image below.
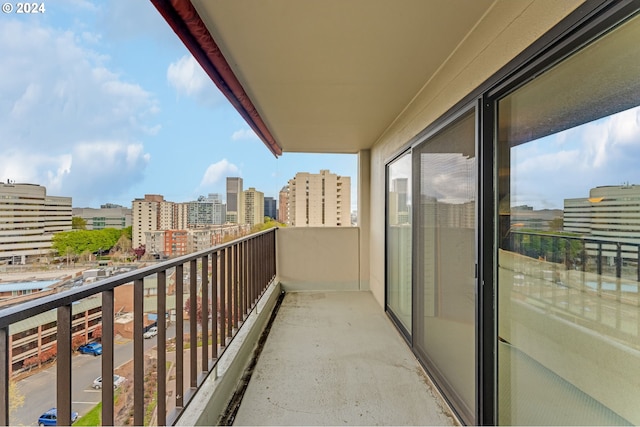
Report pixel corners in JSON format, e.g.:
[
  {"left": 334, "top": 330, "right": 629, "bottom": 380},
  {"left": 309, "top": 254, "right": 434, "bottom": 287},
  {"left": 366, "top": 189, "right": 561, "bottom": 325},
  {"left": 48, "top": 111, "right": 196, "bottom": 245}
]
[
  {"left": 496, "top": 12, "right": 640, "bottom": 426},
  {"left": 413, "top": 109, "right": 477, "bottom": 425}
]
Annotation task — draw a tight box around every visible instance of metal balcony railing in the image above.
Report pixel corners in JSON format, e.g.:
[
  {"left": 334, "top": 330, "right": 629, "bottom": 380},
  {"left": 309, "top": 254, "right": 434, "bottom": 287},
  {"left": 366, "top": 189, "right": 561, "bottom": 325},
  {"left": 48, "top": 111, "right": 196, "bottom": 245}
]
[
  {"left": 0, "top": 228, "right": 276, "bottom": 426},
  {"left": 505, "top": 230, "right": 640, "bottom": 349}
]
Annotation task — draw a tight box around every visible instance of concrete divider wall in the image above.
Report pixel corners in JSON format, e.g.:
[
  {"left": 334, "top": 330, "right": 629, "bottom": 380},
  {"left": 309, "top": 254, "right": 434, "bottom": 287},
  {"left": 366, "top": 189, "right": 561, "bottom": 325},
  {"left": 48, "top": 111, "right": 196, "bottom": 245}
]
[{"left": 276, "top": 227, "right": 361, "bottom": 291}]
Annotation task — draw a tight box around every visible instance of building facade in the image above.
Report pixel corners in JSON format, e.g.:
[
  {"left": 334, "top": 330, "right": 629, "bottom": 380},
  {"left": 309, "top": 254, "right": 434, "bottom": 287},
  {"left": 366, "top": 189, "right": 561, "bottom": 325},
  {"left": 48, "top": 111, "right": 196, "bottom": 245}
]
[
  {"left": 287, "top": 170, "right": 351, "bottom": 227},
  {"left": 0, "top": 183, "right": 72, "bottom": 264},
  {"left": 242, "top": 187, "right": 264, "bottom": 227},
  {"left": 278, "top": 185, "right": 289, "bottom": 224},
  {"left": 132, "top": 194, "right": 175, "bottom": 249},
  {"left": 264, "top": 196, "right": 277, "bottom": 220},
  {"left": 187, "top": 194, "right": 226, "bottom": 227},
  {"left": 226, "top": 177, "right": 243, "bottom": 223},
  {"left": 72, "top": 205, "right": 132, "bottom": 230}
]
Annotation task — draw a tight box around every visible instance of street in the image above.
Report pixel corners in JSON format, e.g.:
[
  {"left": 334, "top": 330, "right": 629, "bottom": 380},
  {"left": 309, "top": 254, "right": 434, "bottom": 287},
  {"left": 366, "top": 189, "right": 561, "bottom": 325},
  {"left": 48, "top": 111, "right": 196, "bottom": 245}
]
[{"left": 11, "top": 324, "right": 180, "bottom": 426}]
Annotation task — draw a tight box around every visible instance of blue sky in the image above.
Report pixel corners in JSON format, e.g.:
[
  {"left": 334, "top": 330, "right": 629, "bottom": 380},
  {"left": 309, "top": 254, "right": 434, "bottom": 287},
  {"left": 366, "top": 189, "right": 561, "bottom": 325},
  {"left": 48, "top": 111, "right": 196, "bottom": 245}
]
[{"left": 0, "top": 0, "right": 357, "bottom": 209}]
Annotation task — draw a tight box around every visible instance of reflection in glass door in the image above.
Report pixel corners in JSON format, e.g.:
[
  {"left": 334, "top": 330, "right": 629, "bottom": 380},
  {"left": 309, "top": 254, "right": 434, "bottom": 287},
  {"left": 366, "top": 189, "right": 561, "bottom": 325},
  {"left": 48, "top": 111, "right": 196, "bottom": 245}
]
[
  {"left": 496, "top": 13, "right": 640, "bottom": 426},
  {"left": 386, "top": 151, "right": 412, "bottom": 334}
]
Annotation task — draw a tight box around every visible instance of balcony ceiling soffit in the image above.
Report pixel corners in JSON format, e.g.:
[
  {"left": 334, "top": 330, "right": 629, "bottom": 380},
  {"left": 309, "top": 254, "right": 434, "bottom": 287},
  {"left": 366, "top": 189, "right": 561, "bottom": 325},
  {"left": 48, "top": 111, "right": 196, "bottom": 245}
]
[{"left": 185, "top": 0, "right": 495, "bottom": 154}]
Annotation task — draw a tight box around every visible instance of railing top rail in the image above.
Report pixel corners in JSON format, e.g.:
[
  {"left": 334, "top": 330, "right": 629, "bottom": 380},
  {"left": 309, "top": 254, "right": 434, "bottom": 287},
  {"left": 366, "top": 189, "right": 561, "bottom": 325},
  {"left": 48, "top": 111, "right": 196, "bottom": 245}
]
[
  {"left": 0, "top": 228, "right": 277, "bottom": 329},
  {"left": 509, "top": 230, "right": 640, "bottom": 246}
]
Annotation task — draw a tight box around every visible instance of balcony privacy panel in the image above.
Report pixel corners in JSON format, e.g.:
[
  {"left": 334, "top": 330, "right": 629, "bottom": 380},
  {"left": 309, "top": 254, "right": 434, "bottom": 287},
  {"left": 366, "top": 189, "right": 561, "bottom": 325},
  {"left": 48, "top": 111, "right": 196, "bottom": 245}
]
[
  {"left": 497, "top": 12, "right": 640, "bottom": 426},
  {"left": 413, "top": 109, "right": 476, "bottom": 425}
]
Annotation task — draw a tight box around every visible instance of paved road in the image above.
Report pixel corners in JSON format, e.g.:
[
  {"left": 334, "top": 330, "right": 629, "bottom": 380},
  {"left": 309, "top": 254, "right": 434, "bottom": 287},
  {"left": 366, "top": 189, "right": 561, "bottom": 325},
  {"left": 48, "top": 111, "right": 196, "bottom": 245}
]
[{"left": 11, "top": 324, "right": 180, "bottom": 426}]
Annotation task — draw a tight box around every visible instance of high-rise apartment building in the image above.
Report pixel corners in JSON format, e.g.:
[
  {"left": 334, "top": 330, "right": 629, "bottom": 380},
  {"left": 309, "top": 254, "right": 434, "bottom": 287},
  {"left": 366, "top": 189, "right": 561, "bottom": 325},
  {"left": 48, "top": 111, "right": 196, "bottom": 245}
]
[
  {"left": 72, "top": 205, "right": 132, "bottom": 230},
  {"left": 278, "top": 185, "right": 289, "bottom": 224},
  {"left": 0, "top": 183, "right": 72, "bottom": 264},
  {"left": 287, "top": 170, "right": 351, "bottom": 227},
  {"left": 242, "top": 187, "right": 264, "bottom": 227},
  {"left": 175, "top": 202, "right": 189, "bottom": 230},
  {"left": 187, "top": 194, "right": 226, "bottom": 227},
  {"left": 132, "top": 194, "right": 175, "bottom": 249},
  {"left": 226, "top": 177, "right": 243, "bottom": 223}
]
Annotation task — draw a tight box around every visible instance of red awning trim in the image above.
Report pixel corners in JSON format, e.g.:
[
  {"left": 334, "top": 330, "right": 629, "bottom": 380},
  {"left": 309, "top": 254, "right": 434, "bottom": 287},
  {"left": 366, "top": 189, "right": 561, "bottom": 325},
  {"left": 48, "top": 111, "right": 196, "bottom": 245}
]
[{"left": 151, "top": 0, "right": 283, "bottom": 157}]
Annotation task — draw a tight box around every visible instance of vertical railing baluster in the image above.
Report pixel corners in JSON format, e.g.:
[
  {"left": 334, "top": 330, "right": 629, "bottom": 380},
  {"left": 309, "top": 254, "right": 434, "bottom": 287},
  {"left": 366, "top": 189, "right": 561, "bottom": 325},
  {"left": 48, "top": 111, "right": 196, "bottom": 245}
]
[
  {"left": 227, "top": 246, "right": 233, "bottom": 338},
  {"left": 157, "top": 270, "right": 167, "bottom": 426},
  {"left": 251, "top": 237, "right": 255, "bottom": 301},
  {"left": 102, "top": 289, "right": 115, "bottom": 426},
  {"left": 243, "top": 240, "right": 248, "bottom": 318},
  {"left": 238, "top": 242, "right": 246, "bottom": 323},
  {"left": 201, "top": 255, "right": 209, "bottom": 373},
  {"left": 212, "top": 251, "right": 218, "bottom": 361},
  {"left": 220, "top": 249, "right": 227, "bottom": 347},
  {"left": 0, "top": 327, "right": 9, "bottom": 426},
  {"left": 189, "top": 259, "right": 197, "bottom": 388},
  {"left": 133, "top": 278, "right": 144, "bottom": 426},
  {"left": 175, "top": 264, "right": 184, "bottom": 409},
  {"left": 56, "top": 305, "right": 72, "bottom": 427},
  {"left": 234, "top": 244, "right": 239, "bottom": 330},
  {"left": 262, "top": 233, "right": 266, "bottom": 291},
  {"left": 271, "top": 229, "right": 276, "bottom": 280}
]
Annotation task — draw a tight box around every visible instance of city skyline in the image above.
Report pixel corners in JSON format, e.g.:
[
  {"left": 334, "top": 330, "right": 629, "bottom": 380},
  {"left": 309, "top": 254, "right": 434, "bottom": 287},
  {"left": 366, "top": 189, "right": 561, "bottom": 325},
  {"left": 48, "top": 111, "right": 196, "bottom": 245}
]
[{"left": 0, "top": 1, "right": 357, "bottom": 210}]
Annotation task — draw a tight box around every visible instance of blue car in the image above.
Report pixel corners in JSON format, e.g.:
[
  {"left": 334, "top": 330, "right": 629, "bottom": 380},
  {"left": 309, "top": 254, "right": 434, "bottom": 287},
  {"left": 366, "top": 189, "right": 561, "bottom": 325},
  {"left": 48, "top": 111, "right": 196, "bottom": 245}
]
[
  {"left": 38, "top": 408, "right": 78, "bottom": 426},
  {"left": 78, "top": 342, "right": 102, "bottom": 356}
]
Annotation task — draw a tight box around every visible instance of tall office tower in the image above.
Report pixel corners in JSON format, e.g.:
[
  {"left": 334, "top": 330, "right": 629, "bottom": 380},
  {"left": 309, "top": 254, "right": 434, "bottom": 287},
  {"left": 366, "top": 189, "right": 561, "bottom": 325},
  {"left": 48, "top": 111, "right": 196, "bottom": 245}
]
[
  {"left": 287, "top": 170, "right": 351, "bottom": 227},
  {"left": 132, "top": 194, "right": 175, "bottom": 249},
  {"left": 264, "top": 197, "right": 277, "bottom": 220},
  {"left": 226, "top": 177, "right": 243, "bottom": 223},
  {"left": 0, "top": 183, "right": 72, "bottom": 264},
  {"left": 242, "top": 187, "right": 264, "bottom": 226},
  {"left": 278, "top": 185, "right": 289, "bottom": 224},
  {"left": 72, "top": 205, "right": 132, "bottom": 230}
]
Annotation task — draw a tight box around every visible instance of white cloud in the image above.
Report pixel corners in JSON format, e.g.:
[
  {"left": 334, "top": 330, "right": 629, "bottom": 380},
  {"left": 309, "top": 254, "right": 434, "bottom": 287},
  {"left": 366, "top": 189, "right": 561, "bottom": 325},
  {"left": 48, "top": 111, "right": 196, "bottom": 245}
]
[
  {"left": 0, "top": 19, "right": 157, "bottom": 204},
  {"left": 167, "top": 55, "right": 223, "bottom": 106},
  {"left": 511, "top": 105, "right": 640, "bottom": 209},
  {"left": 232, "top": 128, "right": 259, "bottom": 141},
  {"left": 200, "top": 159, "right": 240, "bottom": 187}
]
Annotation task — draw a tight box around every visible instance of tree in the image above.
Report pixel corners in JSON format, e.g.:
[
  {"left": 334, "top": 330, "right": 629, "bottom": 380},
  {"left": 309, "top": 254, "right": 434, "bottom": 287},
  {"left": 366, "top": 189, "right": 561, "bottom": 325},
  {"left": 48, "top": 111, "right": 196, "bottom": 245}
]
[
  {"left": 65, "top": 247, "right": 76, "bottom": 266},
  {"left": 548, "top": 217, "right": 563, "bottom": 231},
  {"left": 72, "top": 216, "right": 87, "bottom": 230},
  {"left": 122, "top": 225, "right": 133, "bottom": 241},
  {"left": 9, "top": 380, "right": 25, "bottom": 417},
  {"left": 52, "top": 228, "right": 122, "bottom": 257},
  {"left": 92, "top": 324, "right": 102, "bottom": 340},
  {"left": 113, "top": 234, "right": 132, "bottom": 253},
  {"left": 133, "top": 245, "right": 146, "bottom": 261},
  {"left": 184, "top": 296, "right": 211, "bottom": 324}
]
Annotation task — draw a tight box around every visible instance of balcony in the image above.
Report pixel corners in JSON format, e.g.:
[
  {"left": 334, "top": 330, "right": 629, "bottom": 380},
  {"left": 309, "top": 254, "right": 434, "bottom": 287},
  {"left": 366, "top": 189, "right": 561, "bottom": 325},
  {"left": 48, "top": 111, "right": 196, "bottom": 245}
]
[{"left": 0, "top": 227, "right": 457, "bottom": 426}]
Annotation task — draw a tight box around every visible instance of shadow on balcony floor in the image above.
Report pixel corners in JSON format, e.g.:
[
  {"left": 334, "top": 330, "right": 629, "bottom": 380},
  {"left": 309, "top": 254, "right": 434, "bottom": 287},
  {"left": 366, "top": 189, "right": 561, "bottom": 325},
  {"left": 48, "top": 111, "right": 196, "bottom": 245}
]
[{"left": 233, "top": 291, "right": 458, "bottom": 426}]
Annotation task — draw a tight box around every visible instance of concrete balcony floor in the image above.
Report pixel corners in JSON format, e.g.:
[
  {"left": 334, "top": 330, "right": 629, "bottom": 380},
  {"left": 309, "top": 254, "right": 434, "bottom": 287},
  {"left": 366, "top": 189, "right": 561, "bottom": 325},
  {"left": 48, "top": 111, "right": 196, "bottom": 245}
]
[{"left": 233, "top": 291, "right": 458, "bottom": 426}]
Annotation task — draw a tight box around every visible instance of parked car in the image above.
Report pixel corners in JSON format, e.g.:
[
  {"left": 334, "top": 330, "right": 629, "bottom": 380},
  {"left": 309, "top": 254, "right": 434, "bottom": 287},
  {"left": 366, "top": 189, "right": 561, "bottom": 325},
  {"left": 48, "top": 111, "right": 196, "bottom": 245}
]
[
  {"left": 78, "top": 342, "right": 102, "bottom": 356},
  {"left": 143, "top": 326, "right": 158, "bottom": 339},
  {"left": 37, "top": 408, "right": 78, "bottom": 426},
  {"left": 92, "top": 374, "right": 126, "bottom": 389}
]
